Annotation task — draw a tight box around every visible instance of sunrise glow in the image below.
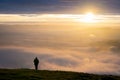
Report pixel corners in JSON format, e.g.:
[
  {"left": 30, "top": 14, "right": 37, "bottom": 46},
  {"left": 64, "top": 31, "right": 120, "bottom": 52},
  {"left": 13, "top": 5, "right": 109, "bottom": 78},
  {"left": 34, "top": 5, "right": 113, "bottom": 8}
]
[{"left": 81, "top": 12, "right": 97, "bottom": 23}]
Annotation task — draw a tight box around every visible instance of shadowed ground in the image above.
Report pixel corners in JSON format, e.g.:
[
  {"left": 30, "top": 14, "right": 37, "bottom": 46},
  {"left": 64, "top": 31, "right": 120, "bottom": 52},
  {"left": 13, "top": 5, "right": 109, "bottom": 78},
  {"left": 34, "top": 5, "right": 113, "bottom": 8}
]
[{"left": 0, "top": 69, "right": 120, "bottom": 80}]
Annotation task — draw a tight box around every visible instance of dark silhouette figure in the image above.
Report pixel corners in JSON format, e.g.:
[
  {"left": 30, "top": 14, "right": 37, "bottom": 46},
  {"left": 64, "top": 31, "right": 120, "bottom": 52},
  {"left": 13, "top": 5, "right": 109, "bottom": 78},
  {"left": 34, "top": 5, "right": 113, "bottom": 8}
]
[{"left": 33, "top": 57, "right": 39, "bottom": 70}]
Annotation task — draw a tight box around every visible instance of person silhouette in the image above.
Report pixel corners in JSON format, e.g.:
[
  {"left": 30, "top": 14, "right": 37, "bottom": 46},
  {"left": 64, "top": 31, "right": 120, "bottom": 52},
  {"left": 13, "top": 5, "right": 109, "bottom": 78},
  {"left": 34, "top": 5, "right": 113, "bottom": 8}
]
[{"left": 33, "top": 57, "right": 39, "bottom": 70}]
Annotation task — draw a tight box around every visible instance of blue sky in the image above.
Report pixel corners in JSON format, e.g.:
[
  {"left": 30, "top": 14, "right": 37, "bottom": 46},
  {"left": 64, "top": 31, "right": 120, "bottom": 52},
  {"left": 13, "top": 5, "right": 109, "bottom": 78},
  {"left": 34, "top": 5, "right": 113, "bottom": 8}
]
[{"left": 0, "top": 0, "right": 120, "bottom": 14}]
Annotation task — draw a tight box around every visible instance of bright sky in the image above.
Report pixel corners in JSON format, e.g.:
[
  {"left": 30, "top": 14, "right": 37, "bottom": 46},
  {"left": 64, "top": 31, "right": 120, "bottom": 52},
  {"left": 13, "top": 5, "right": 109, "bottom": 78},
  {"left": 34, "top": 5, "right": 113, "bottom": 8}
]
[
  {"left": 0, "top": 14, "right": 119, "bottom": 23},
  {"left": 0, "top": 0, "right": 120, "bottom": 25},
  {"left": 0, "top": 14, "right": 120, "bottom": 26}
]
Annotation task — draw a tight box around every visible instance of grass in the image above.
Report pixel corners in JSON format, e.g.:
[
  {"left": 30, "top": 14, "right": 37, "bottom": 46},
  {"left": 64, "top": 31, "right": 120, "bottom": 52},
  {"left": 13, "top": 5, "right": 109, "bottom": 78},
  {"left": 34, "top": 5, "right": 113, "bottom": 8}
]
[{"left": 0, "top": 69, "right": 120, "bottom": 80}]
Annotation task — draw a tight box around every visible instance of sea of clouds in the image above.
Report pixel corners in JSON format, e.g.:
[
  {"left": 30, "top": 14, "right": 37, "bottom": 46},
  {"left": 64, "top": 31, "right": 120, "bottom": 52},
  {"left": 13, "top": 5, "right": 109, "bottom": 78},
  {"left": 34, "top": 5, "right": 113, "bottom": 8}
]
[{"left": 0, "top": 24, "right": 120, "bottom": 75}]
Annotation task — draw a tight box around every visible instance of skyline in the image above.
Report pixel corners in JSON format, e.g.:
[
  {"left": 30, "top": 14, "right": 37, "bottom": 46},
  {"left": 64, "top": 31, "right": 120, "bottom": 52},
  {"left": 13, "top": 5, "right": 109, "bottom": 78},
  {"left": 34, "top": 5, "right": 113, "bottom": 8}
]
[{"left": 0, "top": 14, "right": 120, "bottom": 29}]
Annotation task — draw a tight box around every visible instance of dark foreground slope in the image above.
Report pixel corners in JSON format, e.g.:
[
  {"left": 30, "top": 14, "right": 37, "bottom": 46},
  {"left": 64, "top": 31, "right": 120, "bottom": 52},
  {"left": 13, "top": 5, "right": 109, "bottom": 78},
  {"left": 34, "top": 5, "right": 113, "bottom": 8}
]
[{"left": 0, "top": 69, "right": 120, "bottom": 80}]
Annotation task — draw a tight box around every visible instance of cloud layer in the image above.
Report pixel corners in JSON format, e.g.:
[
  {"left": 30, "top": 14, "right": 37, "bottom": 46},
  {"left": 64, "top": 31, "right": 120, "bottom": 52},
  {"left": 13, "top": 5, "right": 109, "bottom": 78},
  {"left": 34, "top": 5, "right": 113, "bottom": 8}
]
[{"left": 0, "top": 25, "right": 120, "bottom": 75}]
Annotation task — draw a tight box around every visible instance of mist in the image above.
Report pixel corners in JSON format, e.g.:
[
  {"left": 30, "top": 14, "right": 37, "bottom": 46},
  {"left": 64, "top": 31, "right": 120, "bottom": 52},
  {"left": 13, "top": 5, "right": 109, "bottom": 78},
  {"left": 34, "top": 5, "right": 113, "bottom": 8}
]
[{"left": 0, "top": 24, "right": 120, "bottom": 75}]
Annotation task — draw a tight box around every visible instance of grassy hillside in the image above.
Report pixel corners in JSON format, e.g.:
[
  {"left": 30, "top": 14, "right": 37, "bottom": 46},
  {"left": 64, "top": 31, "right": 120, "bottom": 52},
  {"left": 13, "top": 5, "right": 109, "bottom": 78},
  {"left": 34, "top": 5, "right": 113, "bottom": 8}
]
[{"left": 0, "top": 69, "right": 120, "bottom": 80}]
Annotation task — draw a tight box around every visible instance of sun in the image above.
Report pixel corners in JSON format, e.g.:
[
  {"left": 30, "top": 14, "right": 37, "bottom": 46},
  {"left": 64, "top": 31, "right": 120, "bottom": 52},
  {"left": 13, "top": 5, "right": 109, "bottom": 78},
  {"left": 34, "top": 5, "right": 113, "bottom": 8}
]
[{"left": 81, "top": 12, "right": 97, "bottom": 23}]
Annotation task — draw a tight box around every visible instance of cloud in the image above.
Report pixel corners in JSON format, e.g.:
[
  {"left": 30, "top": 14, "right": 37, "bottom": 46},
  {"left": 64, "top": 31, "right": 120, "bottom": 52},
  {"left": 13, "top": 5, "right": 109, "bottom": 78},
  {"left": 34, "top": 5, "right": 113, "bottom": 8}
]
[
  {"left": 0, "top": 0, "right": 120, "bottom": 14},
  {"left": 0, "top": 46, "right": 120, "bottom": 75},
  {"left": 0, "top": 0, "right": 71, "bottom": 13},
  {"left": 0, "top": 24, "right": 120, "bottom": 75},
  {"left": 0, "top": 24, "right": 120, "bottom": 51}
]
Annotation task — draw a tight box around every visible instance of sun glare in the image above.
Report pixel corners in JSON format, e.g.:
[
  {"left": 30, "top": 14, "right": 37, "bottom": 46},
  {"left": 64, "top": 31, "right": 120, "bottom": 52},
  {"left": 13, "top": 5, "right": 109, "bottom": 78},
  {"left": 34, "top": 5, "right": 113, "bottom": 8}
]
[{"left": 81, "top": 12, "right": 97, "bottom": 23}]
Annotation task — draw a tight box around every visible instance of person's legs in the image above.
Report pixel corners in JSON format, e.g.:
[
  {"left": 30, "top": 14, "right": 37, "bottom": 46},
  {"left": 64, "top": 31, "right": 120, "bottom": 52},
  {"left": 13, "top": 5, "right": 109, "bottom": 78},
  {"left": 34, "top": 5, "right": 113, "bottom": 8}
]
[
  {"left": 35, "top": 64, "right": 38, "bottom": 70},
  {"left": 36, "top": 65, "right": 38, "bottom": 70}
]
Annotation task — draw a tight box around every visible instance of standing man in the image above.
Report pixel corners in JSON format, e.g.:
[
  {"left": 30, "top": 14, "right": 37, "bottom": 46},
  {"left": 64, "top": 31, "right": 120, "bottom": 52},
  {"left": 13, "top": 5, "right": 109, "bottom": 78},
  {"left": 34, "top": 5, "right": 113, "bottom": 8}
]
[{"left": 33, "top": 57, "right": 39, "bottom": 70}]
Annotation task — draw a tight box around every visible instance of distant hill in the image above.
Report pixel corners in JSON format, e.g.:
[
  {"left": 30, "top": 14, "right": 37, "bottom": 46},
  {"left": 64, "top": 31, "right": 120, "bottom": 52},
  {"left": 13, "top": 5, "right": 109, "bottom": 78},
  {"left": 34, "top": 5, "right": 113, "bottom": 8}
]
[{"left": 0, "top": 69, "right": 120, "bottom": 80}]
